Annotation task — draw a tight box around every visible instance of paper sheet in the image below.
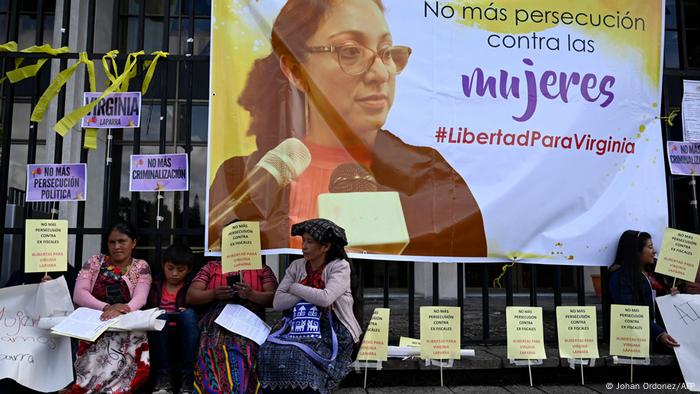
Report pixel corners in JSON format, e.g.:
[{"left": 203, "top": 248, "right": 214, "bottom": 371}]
[
  {"left": 50, "top": 307, "right": 122, "bottom": 341},
  {"left": 657, "top": 294, "right": 700, "bottom": 391},
  {"left": 0, "top": 277, "right": 74, "bottom": 392},
  {"left": 215, "top": 304, "right": 271, "bottom": 345}
]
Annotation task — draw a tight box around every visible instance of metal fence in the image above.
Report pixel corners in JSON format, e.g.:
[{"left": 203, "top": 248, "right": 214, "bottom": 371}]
[{"left": 1, "top": 0, "right": 699, "bottom": 343}]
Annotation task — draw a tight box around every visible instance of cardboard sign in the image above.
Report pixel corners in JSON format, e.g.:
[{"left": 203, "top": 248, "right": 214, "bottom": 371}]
[
  {"left": 655, "top": 228, "right": 700, "bottom": 282},
  {"left": 609, "top": 304, "right": 650, "bottom": 358},
  {"left": 24, "top": 219, "right": 68, "bottom": 273},
  {"left": 357, "top": 308, "right": 390, "bottom": 361},
  {"left": 420, "top": 306, "right": 460, "bottom": 360},
  {"left": 556, "top": 306, "right": 599, "bottom": 359},
  {"left": 667, "top": 142, "right": 700, "bottom": 176},
  {"left": 399, "top": 336, "right": 421, "bottom": 348},
  {"left": 221, "top": 221, "right": 262, "bottom": 274},
  {"left": 0, "top": 277, "right": 74, "bottom": 392},
  {"left": 129, "top": 153, "right": 189, "bottom": 192},
  {"left": 81, "top": 91, "right": 141, "bottom": 128},
  {"left": 26, "top": 163, "right": 86, "bottom": 202},
  {"left": 657, "top": 294, "right": 700, "bottom": 391},
  {"left": 506, "top": 306, "right": 546, "bottom": 360}
]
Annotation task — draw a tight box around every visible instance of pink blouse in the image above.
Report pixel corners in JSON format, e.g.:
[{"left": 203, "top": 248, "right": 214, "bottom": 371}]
[{"left": 73, "top": 254, "right": 152, "bottom": 312}]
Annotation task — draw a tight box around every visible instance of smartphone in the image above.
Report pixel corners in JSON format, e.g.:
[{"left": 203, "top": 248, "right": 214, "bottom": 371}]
[{"left": 226, "top": 273, "right": 241, "bottom": 289}]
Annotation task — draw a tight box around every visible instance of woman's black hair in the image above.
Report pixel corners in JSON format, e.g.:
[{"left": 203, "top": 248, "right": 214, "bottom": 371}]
[
  {"left": 612, "top": 229, "right": 651, "bottom": 304},
  {"left": 107, "top": 221, "right": 138, "bottom": 241},
  {"left": 238, "top": 0, "right": 386, "bottom": 159}
]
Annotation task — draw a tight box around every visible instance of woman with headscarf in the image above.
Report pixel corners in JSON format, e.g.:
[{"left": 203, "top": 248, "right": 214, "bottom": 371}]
[
  {"left": 608, "top": 230, "right": 680, "bottom": 351},
  {"left": 257, "top": 218, "right": 361, "bottom": 394}
]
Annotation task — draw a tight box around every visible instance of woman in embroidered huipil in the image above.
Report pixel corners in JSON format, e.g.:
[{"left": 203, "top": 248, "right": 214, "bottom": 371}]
[{"left": 67, "top": 222, "right": 152, "bottom": 394}]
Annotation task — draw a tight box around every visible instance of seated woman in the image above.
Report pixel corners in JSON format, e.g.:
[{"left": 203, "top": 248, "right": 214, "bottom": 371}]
[
  {"left": 608, "top": 230, "right": 679, "bottom": 351},
  {"left": 67, "top": 222, "right": 152, "bottom": 393},
  {"left": 257, "top": 218, "right": 362, "bottom": 394},
  {"left": 186, "top": 256, "right": 278, "bottom": 393}
]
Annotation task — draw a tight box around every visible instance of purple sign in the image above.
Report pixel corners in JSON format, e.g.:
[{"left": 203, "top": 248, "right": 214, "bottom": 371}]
[
  {"left": 26, "top": 164, "right": 87, "bottom": 202},
  {"left": 668, "top": 141, "right": 700, "bottom": 176},
  {"left": 129, "top": 153, "right": 189, "bottom": 192},
  {"left": 81, "top": 92, "right": 141, "bottom": 128}
]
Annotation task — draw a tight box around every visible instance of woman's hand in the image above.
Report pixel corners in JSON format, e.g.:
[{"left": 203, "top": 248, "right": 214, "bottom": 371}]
[
  {"left": 670, "top": 287, "right": 680, "bottom": 296},
  {"left": 659, "top": 332, "right": 680, "bottom": 348},
  {"left": 234, "top": 283, "right": 251, "bottom": 299},
  {"left": 213, "top": 286, "right": 236, "bottom": 301},
  {"left": 41, "top": 273, "right": 52, "bottom": 283},
  {"left": 100, "top": 303, "right": 130, "bottom": 320}
]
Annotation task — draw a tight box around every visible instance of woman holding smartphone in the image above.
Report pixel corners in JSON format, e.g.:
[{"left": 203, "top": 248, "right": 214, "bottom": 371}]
[{"left": 186, "top": 259, "right": 278, "bottom": 393}]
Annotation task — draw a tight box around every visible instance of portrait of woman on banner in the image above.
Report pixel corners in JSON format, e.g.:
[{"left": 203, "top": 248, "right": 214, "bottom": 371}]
[{"left": 208, "top": 0, "right": 487, "bottom": 257}]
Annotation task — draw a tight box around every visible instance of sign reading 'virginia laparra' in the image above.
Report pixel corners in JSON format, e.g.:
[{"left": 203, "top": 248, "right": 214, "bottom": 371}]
[{"left": 81, "top": 92, "right": 141, "bottom": 128}]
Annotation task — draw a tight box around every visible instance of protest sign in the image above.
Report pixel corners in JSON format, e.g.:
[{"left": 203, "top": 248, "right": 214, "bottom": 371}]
[
  {"left": 609, "top": 304, "right": 650, "bottom": 358},
  {"left": 357, "top": 308, "right": 390, "bottom": 361},
  {"left": 26, "top": 163, "right": 86, "bottom": 202},
  {"left": 206, "top": 0, "right": 668, "bottom": 265},
  {"left": 556, "top": 306, "right": 599, "bottom": 359},
  {"left": 667, "top": 142, "right": 700, "bottom": 176},
  {"left": 682, "top": 80, "right": 700, "bottom": 142},
  {"left": 81, "top": 91, "right": 141, "bottom": 128},
  {"left": 129, "top": 153, "right": 189, "bottom": 192},
  {"left": 420, "top": 306, "right": 460, "bottom": 360},
  {"left": 0, "top": 277, "right": 74, "bottom": 392},
  {"left": 24, "top": 219, "right": 68, "bottom": 273},
  {"left": 655, "top": 228, "right": 700, "bottom": 282},
  {"left": 657, "top": 294, "right": 700, "bottom": 392},
  {"left": 221, "top": 221, "right": 262, "bottom": 274},
  {"left": 399, "top": 336, "right": 421, "bottom": 348},
  {"left": 506, "top": 306, "right": 546, "bottom": 360}
]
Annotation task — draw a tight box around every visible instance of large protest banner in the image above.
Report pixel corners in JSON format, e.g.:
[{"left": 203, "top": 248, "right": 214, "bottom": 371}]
[
  {"left": 0, "top": 277, "right": 74, "bottom": 392},
  {"left": 205, "top": 0, "right": 667, "bottom": 264}
]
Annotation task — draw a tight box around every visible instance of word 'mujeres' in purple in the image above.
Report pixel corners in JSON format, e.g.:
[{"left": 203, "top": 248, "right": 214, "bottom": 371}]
[{"left": 462, "top": 58, "right": 615, "bottom": 122}]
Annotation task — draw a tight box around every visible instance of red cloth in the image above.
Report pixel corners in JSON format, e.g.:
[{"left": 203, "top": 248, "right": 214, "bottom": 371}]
[
  {"left": 159, "top": 284, "right": 181, "bottom": 313},
  {"left": 299, "top": 262, "right": 326, "bottom": 289}
]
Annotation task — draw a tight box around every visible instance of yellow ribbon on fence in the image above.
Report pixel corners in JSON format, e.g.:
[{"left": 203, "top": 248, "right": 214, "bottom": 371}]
[
  {"left": 6, "top": 44, "right": 71, "bottom": 83},
  {"left": 493, "top": 262, "right": 515, "bottom": 288},
  {"left": 142, "top": 51, "right": 168, "bottom": 95},
  {"left": 31, "top": 52, "right": 95, "bottom": 124},
  {"left": 54, "top": 51, "right": 142, "bottom": 137},
  {"left": 0, "top": 41, "right": 18, "bottom": 84}
]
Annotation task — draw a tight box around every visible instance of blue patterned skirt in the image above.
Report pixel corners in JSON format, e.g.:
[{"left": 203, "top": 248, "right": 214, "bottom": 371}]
[{"left": 257, "top": 313, "right": 354, "bottom": 394}]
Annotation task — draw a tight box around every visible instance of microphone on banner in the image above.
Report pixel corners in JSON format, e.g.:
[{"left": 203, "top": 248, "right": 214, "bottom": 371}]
[
  {"left": 209, "top": 138, "right": 311, "bottom": 246},
  {"left": 319, "top": 163, "right": 409, "bottom": 254}
]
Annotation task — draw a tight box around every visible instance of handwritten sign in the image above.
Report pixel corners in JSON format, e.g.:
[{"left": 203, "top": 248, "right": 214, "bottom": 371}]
[
  {"left": 26, "top": 163, "right": 86, "bottom": 202},
  {"left": 399, "top": 336, "right": 421, "bottom": 348},
  {"left": 655, "top": 228, "right": 700, "bottom": 282},
  {"left": 24, "top": 220, "right": 68, "bottom": 273},
  {"left": 221, "top": 221, "right": 262, "bottom": 274},
  {"left": 609, "top": 304, "right": 650, "bottom": 358},
  {"left": 81, "top": 91, "right": 141, "bottom": 128},
  {"left": 357, "top": 308, "right": 390, "bottom": 361},
  {"left": 420, "top": 306, "right": 460, "bottom": 360},
  {"left": 129, "top": 153, "right": 189, "bottom": 192},
  {"left": 657, "top": 294, "right": 700, "bottom": 391},
  {"left": 506, "top": 306, "right": 546, "bottom": 360},
  {"left": 0, "top": 277, "right": 74, "bottom": 392},
  {"left": 556, "top": 306, "right": 599, "bottom": 359}
]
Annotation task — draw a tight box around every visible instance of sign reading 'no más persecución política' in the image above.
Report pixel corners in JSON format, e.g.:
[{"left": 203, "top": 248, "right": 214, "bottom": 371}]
[{"left": 26, "top": 163, "right": 86, "bottom": 202}]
